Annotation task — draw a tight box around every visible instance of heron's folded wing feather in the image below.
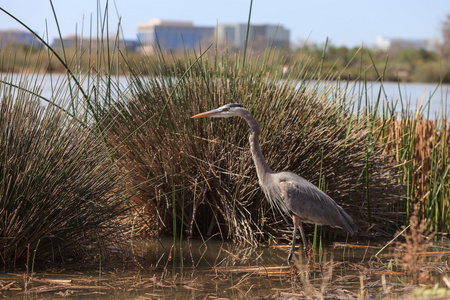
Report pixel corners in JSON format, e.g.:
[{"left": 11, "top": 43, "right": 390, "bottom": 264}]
[{"left": 278, "top": 174, "right": 356, "bottom": 234}]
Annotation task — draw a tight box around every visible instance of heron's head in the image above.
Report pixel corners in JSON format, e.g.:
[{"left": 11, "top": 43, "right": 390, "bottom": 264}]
[{"left": 191, "top": 103, "right": 246, "bottom": 119}]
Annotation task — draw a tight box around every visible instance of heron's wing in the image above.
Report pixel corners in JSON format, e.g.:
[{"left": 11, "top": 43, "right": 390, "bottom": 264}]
[{"left": 277, "top": 173, "right": 357, "bottom": 234}]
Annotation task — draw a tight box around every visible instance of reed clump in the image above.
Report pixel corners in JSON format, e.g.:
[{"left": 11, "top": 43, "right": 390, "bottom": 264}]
[{"left": 0, "top": 77, "right": 127, "bottom": 267}]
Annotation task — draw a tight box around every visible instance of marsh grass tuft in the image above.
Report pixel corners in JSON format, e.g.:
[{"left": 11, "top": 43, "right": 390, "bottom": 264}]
[
  {"left": 0, "top": 1, "right": 132, "bottom": 267},
  {"left": 0, "top": 77, "right": 128, "bottom": 267}
]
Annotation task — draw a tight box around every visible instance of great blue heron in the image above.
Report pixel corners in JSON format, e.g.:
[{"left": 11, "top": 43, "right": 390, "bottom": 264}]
[{"left": 192, "top": 103, "right": 357, "bottom": 262}]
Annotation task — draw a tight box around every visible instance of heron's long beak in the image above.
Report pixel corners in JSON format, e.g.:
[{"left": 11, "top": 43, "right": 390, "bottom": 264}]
[{"left": 191, "top": 108, "right": 222, "bottom": 119}]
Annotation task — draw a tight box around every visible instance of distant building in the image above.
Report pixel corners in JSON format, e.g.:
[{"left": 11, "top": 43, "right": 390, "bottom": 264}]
[
  {"left": 216, "top": 23, "right": 290, "bottom": 49},
  {"left": 376, "top": 36, "right": 432, "bottom": 52},
  {"left": 216, "top": 23, "right": 249, "bottom": 49},
  {"left": 253, "top": 24, "right": 290, "bottom": 48},
  {"left": 136, "top": 19, "right": 214, "bottom": 53},
  {"left": 51, "top": 35, "right": 80, "bottom": 50},
  {"left": 0, "top": 29, "right": 39, "bottom": 47},
  {"left": 123, "top": 39, "right": 140, "bottom": 52},
  {"left": 51, "top": 35, "right": 139, "bottom": 51}
]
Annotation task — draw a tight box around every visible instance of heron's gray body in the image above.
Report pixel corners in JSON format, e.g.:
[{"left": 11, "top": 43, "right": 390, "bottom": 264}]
[
  {"left": 260, "top": 170, "right": 357, "bottom": 234},
  {"left": 192, "top": 103, "right": 357, "bottom": 262}
]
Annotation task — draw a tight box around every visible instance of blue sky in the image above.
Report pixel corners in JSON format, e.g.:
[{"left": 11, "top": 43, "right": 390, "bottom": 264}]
[{"left": 0, "top": 0, "right": 448, "bottom": 48}]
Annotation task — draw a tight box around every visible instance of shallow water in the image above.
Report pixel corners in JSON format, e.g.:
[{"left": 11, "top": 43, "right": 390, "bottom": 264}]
[{"left": 1, "top": 237, "right": 449, "bottom": 299}]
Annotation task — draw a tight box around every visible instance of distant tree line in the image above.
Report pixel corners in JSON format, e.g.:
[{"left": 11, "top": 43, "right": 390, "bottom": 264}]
[
  {"left": 283, "top": 43, "right": 446, "bottom": 83},
  {"left": 283, "top": 15, "right": 450, "bottom": 83}
]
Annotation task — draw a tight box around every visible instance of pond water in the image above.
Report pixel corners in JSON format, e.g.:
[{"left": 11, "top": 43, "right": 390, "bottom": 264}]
[
  {"left": 1, "top": 237, "right": 449, "bottom": 299},
  {"left": 343, "top": 81, "right": 450, "bottom": 117},
  {"left": 2, "top": 73, "right": 449, "bottom": 118}
]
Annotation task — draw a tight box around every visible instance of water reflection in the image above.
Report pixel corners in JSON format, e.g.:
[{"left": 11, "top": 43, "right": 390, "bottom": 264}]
[
  {"left": 133, "top": 237, "right": 290, "bottom": 270},
  {"left": 1, "top": 237, "right": 449, "bottom": 299},
  {"left": 131, "top": 237, "right": 378, "bottom": 269}
]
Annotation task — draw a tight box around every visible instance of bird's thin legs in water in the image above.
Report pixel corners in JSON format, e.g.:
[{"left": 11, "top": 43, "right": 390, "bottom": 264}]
[
  {"left": 288, "top": 215, "right": 305, "bottom": 263},
  {"left": 298, "top": 223, "right": 308, "bottom": 253},
  {"left": 287, "top": 225, "right": 297, "bottom": 263}
]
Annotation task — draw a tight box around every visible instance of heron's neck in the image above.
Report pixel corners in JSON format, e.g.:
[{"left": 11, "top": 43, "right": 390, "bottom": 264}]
[{"left": 240, "top": 111, "right": 273, "bottom": 182}]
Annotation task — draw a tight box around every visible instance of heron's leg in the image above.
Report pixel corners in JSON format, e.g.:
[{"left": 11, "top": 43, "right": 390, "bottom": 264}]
[
  {"left": 298, "top": 223, "right": 308, "bottom": 252},
  {"left": 288, "top": 215, "right": 302, "bottom": 262},
  {"left": 287, "top": 224, "right": 297, "bottom": 262}
]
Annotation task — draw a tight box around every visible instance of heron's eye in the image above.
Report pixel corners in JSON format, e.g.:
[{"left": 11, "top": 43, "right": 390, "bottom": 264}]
[{"left": 221, "top": 107, "right": 230, "bottom": 111}]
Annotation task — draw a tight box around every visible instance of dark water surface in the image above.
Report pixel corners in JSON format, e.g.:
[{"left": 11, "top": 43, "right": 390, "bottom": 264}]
[{"left": 1, "top": 237, "right": 449, "bottom": 299}]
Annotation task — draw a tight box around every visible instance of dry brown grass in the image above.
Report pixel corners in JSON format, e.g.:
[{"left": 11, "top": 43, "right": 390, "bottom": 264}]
[
  {"left": 394, "top": 214, "right": 435, "bottom": 285},
  {"left": 381, "top": 115, "right": 450, "bottom": 228}
]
